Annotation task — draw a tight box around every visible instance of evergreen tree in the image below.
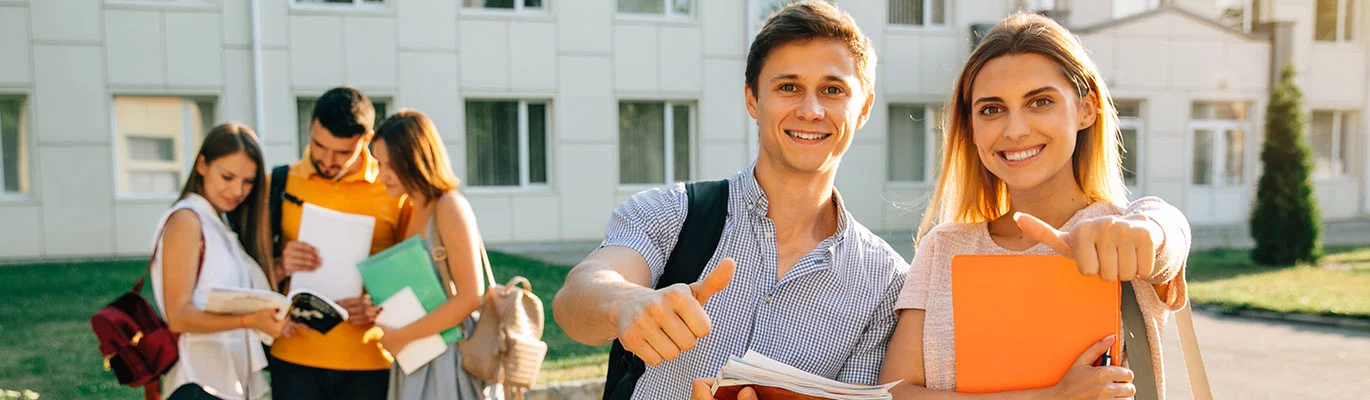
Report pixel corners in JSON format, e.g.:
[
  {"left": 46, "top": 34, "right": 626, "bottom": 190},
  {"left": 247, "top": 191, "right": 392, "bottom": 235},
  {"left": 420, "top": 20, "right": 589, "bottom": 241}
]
[{"left": 1250, "top": 65, "right": 1322, "bottom": 265}]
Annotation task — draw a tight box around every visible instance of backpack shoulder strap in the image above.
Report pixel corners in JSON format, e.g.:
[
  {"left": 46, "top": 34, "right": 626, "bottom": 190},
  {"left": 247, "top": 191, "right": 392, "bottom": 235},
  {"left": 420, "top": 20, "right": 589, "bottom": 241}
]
[
  {"left": 269, "top": 164, "right": 290, "bottom": 249},
  {"left": 1122, "top": 284, "right": 1213, "bottom": 400},
  {"left": 1121, "top": 284, "right": 1158, "bottom": 400},
  {"left": 604, "top": 179, "right": 731, "bottom": 400},
  {"left": 654, "top": 179, "right": 731, "bottom": 290}
]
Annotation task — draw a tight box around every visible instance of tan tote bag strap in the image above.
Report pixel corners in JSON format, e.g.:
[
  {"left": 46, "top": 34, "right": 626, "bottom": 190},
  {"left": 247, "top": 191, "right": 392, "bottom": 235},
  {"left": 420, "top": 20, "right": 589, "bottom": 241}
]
[
  {"left": 478, "top": 243, "right": 497, "bottom": 291},
  {"left": 1176, "top": 304, "right": 1213, "bottom": 400},
  {"left": 428, "top": 208, "right": 498, "bottom": 292}
]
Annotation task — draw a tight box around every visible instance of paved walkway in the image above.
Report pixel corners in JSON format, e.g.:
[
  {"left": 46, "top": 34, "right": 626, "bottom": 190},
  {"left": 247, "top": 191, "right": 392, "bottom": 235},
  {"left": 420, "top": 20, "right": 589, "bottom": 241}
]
[{"left": 1161, "top": 310, "right": 1370, "bottom": 399}]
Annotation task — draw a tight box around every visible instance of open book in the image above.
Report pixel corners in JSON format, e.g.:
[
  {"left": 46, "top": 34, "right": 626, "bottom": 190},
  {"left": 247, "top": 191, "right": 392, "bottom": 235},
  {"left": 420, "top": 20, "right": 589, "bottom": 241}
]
[
  {"left": 711, "top": 351, "right": 899, "bottom": 400},
  {"left": 205, "top": 286, "right": 351, "bottom": 336}
]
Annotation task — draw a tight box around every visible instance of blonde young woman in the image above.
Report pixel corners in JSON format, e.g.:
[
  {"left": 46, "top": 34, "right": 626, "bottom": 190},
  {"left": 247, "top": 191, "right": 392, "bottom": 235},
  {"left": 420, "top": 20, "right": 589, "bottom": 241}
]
[{"left": 878, "top": 14, "right": 1191, "bottom": 400}]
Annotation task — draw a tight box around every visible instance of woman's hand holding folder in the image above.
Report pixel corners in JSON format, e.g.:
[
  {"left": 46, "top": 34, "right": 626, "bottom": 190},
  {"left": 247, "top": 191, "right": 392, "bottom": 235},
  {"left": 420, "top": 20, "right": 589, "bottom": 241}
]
[{"left": 1048, "top": 335, "right": 1136, "bottom": 399}]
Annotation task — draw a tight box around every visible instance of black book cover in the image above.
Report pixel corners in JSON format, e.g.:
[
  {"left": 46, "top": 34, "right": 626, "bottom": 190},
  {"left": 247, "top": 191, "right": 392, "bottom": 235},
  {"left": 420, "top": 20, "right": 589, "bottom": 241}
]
[{"left": 289, "top": 293, "right": 345, "bottom": 334}]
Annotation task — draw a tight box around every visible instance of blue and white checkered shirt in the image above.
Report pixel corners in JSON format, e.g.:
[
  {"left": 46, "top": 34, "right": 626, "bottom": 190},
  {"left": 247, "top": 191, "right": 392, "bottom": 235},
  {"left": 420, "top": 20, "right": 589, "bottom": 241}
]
[{"left": 601, "top": 165, "right": 909, "bottom": 400}]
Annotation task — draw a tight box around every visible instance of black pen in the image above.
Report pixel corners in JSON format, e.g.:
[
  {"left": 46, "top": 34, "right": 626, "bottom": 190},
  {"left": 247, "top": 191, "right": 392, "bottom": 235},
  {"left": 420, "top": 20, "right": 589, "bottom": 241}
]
[{"left": 1099, "top": 348, "right": 1112, "bottom": 367}]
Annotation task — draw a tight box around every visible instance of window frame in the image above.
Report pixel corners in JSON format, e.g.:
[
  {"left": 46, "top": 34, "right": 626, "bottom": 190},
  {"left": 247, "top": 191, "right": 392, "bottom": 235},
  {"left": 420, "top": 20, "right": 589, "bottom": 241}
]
[
  {"left": 616, "top": 100, "right": 696, "bottom": 188},
  {"left": 1116, "top": 99, "right": 1145, "bottom": 190},
  {"left": 0, "top": 94, "right": 31, "bottom": 200},
  {"left": 1309, "top": 110, "right": 1358, "bottom": 181},
  {"left": 1188, "top": 101, "right": 1253, "bottom": 188},
  {"left": 886, "top": 103, "right": 942, "bottom": 185},
  {"left": 292, "top": 0, "right": 387, "bottom": 6},
  {"left": 290, "top": 0, "right": 390, "bottom": 14},
  {"left": 616, "top": 0, "right": 693, "bottom": 20},
  {"left": 461, "top": 0, "right": 548, "bottom": 14},
  {"left": 1315, "top": 0, "right": 1358, "bottom": 43},
  {"left": 886, "top": 0, "right": 949, "bottom": 28},
  {"left": 462, "top": 99, "right": 553, "bottom": 192},
  {"left": 111, "top": 95, "right": 217, "bottom": 200}
]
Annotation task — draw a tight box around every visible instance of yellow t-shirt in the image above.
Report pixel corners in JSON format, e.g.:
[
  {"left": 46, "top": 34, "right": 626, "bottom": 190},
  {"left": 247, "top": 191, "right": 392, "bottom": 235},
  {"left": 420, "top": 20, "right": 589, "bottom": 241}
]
[{"left": 269, "top": 151, "right": 412, "bottom": 371}]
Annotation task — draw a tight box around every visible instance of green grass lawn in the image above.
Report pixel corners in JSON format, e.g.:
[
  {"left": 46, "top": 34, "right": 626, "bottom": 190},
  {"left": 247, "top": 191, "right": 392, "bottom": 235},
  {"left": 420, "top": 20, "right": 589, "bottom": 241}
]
[
  {"left": 1187, "top": 246, "right": 1370, "bottom": 319},
  {"left": 0, "top": 252, "right": 607, "bottom": 399}
]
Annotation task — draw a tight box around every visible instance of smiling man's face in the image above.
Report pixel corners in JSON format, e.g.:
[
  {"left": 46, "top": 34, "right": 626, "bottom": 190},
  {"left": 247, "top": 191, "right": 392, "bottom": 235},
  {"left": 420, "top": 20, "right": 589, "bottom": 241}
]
[{"left": 747, "top": 37, "right": 873, "bottom": 176}]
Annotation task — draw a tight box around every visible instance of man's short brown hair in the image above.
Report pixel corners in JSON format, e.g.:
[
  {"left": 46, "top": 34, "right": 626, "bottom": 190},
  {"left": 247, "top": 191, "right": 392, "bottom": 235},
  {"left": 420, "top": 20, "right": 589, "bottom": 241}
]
[{"left": 745, "top": 1, "right": 876, "bottom": 99}]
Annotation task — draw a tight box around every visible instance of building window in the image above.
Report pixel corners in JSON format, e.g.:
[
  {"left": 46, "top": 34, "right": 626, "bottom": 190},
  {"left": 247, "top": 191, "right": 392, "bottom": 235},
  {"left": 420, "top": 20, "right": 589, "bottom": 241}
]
[
  {"left": 464, "top": 0, "right": 543, "bottom": 11},
  {"left": 1316, "top": 0, "right": 1356, "bottom": 42},
  {"left": 618, "top": 0, "right": 691, "bottom": 17},
  {"left": 888, "top": 0, "right": 946, "bottom": 26},
  {"left": 465, "top": 100, "right": 549, "bottom": 188},
  {"left": 295, "top": 0, "right": 385, "bottom": 5},
  {"left": 1219, "top": 0, "right": 1262, "bottom": 33},
  {"left": 0, "top": 96, "right": 29, "bottom": 195},
  {"left": 619, "top": 101, "right": 693, "bottom": 185},
  {"left": 1116, "top": 100, "right": 1144, "bottom": 187},
  {"left": 296, "top": 97, "right": 389, "bottom": 156},
  {"left": 759, "top": 0, "right": 849, "bottom": 21},
  {"left": 1310, "top": 110, "right": 1358, "bottom": 179},
  {"left": 888, "top": 104, "right": 942, "bottom": 183},
  {"left": 114, "top": 96, "right": 215, "bottom": 196},
  {"left": 1190, "top": 101, "right": 1250, "bottom": 186}
]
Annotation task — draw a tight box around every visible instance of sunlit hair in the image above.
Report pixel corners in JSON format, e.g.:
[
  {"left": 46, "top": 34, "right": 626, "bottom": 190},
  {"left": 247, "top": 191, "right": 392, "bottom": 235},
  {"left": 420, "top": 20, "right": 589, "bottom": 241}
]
[{"left": 917, "top": 12, "right": 1126, "bottom": 242}]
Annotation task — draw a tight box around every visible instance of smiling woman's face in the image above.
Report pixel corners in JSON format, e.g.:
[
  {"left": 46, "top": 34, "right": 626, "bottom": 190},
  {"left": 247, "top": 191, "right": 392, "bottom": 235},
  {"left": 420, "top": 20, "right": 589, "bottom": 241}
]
[
  {"left": 969, "top": 52, "right": 1097, "bottom": 192},
  {"left": 196, "top": 151, "right": 258, "bottom": 213}
]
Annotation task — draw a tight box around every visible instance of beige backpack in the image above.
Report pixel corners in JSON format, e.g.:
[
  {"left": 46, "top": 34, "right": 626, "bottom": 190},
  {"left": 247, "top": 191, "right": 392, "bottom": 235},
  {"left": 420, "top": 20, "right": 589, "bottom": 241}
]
[{"left": 439, "top": 242, "right": 548, "bottom": 400}]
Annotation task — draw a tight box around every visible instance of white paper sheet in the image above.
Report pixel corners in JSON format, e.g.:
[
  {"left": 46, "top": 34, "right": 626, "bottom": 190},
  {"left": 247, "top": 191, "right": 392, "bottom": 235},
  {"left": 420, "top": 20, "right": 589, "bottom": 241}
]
[
  {"left": 291, "top": 203, "right": 375, "bottom": 301},
  {"left": 374, "top": 287, "right": 447, "bottom": 375}
]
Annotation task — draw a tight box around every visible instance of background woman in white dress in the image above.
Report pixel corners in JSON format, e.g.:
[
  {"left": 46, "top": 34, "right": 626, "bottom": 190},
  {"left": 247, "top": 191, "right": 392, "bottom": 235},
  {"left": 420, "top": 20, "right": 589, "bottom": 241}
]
[{"left": 150, "top": 122, "right": 289, "bottom": 400}]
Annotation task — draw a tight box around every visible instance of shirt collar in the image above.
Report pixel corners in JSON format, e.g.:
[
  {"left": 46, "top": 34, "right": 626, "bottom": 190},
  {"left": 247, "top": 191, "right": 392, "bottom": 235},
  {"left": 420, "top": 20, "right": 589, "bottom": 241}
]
[{"left": 734, "top": 163, "right": 853, "bottom": 243}]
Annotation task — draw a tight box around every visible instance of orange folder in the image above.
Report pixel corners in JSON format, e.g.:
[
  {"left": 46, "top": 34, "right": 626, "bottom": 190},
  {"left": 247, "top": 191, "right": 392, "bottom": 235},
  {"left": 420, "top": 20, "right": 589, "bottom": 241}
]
[{"left": 951, "top": 255, "right": 1121, "bottom": 394}]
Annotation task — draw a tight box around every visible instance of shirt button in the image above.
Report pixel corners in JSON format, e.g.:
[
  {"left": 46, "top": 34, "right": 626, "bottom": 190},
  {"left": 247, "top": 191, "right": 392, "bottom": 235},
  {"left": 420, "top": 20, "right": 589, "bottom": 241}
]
[
  {"left": 764, "top": 231, "right": 773, "bottom": 239},
  {"left": 764, "top": 295, "right": 773, "bottom": 303}
]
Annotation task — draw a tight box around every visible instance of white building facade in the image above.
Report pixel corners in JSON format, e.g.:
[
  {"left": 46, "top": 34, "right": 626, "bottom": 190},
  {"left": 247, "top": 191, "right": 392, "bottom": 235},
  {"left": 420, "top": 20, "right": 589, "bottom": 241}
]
[{"left": 0, "top": 0, "right": 1365, "bottom": 261}]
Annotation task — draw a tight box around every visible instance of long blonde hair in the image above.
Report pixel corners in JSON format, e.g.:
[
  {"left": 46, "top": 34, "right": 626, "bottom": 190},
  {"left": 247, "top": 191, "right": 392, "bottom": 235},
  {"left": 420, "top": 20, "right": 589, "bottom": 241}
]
[{"left": 917, "top": 13, "right": 1126, "bottom": 242}]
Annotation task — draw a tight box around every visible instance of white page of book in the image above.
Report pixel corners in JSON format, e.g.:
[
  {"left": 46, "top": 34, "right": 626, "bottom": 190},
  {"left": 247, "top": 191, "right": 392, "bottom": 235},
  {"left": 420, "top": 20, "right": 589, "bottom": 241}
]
[
  {"left": 291, "top": 203, "right": 375, "bottom": 301},
  {"left": 374, "top": 287, "right": 447, "bottom": 375},
  {"left": 204, "top": 286, "right": 291, "bottom": 346}
]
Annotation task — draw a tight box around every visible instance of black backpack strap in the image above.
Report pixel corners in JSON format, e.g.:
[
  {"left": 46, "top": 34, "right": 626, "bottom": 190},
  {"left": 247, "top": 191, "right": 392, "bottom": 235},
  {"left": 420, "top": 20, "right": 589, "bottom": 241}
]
[
  {"left": 603, "top": 179, "right": 731, "bottom": 400},
  {"left": 269, "top": 164, "right": 290, "bottom": 251},
  {"left": 1121, "top": 284, "right": 1158, "bottom": 400}
]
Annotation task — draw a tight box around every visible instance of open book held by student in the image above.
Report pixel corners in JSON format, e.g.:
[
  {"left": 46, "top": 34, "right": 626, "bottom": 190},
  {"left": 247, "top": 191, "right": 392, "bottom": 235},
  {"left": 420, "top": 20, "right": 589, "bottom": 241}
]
[
  {"left": 205, "top": 286, "right": 350, "bottom": 340},
  {"left": 710, "top": 351, "right": 898, "bottom": 400}
]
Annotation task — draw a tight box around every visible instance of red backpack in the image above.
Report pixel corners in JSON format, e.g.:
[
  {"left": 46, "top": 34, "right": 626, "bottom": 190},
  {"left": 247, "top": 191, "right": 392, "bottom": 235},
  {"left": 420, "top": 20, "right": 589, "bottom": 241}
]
[
  {"left": 90, "top": 278, "right": 181, "bottom": 400},
  {"left": 91, "top": 229, "right": 203, "bottom": 400}
]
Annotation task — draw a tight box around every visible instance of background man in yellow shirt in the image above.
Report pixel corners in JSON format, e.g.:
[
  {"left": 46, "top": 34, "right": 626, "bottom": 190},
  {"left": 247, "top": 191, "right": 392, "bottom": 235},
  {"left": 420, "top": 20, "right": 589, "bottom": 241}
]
[{"left": 268, "top": 86, "right": 411, "bottom": 400}]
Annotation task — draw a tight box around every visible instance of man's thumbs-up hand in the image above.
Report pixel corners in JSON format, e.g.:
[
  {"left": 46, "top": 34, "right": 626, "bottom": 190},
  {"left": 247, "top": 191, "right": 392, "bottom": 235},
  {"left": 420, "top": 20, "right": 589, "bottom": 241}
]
[{"left": 616, "top": 258, "right": 737, "bottom": 366}]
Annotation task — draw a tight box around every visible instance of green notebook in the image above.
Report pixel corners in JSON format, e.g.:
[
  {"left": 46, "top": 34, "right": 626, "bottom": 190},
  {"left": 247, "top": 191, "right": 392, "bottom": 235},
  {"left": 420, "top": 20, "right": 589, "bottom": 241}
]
[{"left": 357, "top": 236, "right": 461, "bottom": 344}]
